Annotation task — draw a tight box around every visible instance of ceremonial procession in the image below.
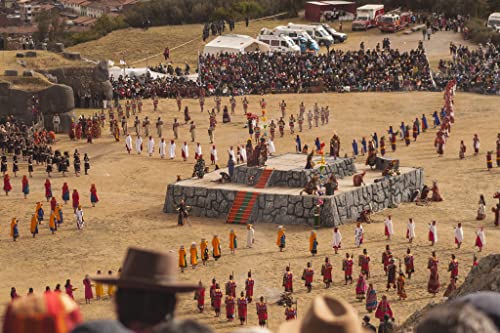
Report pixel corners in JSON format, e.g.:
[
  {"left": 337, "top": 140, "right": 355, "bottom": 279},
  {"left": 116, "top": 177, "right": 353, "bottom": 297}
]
[{"left": 0, "top": 1, "right": 499, "bottom": 333}]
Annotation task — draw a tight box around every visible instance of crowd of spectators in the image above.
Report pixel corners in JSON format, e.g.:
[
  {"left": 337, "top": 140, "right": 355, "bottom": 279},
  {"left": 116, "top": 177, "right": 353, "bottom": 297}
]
[
  {"left": 434, "top": 42, "right": 499, "bottom": 94},
  {"left": 198, "top": 46, "right": 434, "bottom": 95}
]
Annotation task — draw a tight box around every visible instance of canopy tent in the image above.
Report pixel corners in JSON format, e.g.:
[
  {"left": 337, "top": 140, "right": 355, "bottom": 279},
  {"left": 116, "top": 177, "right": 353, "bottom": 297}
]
[{"left": 203, "top": 34, "right": 270, "bottom": 55}]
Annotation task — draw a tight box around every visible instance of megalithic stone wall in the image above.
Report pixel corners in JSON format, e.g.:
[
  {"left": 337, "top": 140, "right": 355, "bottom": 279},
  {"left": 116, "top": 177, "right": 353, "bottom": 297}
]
[{"left": 164, "top": 168, "right": 424, "bottom": 227}]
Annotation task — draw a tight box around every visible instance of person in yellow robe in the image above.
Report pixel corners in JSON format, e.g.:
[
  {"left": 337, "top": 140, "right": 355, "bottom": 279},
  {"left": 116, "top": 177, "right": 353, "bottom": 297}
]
[
  {"left": 49, "top": 211, "right": 57, "bottom": 234},
  {"left": 95, "top": 270, "right": 104, "bottom": 299},
  {"left": 277, "top": 226, "right": 286, "bottom": 252},
  {"left": 30, "top": 214, "right": 38, "bottom": 238},
  {"left": 309, "top": 230, "right": 318, "bottom": 256},
  {"left": 200, "top": 238, "right": 209, "bottom": 265},
  {"left": 10, "top": 218, "right": 19, "bottom": 241},
  {"left": 179, "top": 245, "right": 187, "bottom": 272},
  {"left": 229, "top": 229, "right": 237, "bottom": 254},
  {"left": 190, "top": 242, "right": 198, "bottom": 268},
  {"left": 212, "top": 235, "right": 221, "bottom": 260},
  {"left": 107, "top": 270, "right": 115, "bottom": 297},
  {"left": 54, "top": 204, "right": 62, "bottom": 226}
]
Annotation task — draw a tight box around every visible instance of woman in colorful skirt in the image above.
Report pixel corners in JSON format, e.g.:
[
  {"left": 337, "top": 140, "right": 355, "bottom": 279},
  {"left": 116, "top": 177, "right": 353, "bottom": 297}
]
[
  {"left": 365, "top": 283, "right": 378, "bottom": 312},
  {"left": 355, "top": 274, "right": 367, "bottom": 301},
  {"left": 44, "top": 178, "right": 52, "bottom": 202},
  {"left": 83, "top": 275, "right": 93, "bottom": 304},
  {"left": 62, "top": 182, "right": 70, "bottom": 204},
  {"left": 90, "top": 184, "right": 99, "bottom": 207},
  {"left": 22, "top": 175, "right": 29, "bottom": 199}
]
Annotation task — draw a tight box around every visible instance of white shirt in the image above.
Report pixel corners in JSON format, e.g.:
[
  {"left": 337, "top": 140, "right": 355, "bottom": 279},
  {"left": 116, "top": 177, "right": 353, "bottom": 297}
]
[
  {"left": 240, "top": 145, "right": 247, "bottom": 162},
  {"left": 267, "top": 139, "right": 276, "bottom": 154},
  {"left": 159, "top": 140, "right": 166, "bottom": 157},
  {"left": 384, "top": 218, "right": 394, "bottom": 235},
  {"left": 454, "top": 226, "right": 463, "bottom": 243},
  {"left": 354, "top": 226, "right": 363, "bottom": 245},
  {"left": 135, "top": 137, "right": 142, "bottom": 153},
  {"left": 332, "top": 230, "right": 342, "bottom": 247},
  {"left": 125, "top": 135, "right": 132, "bottom": 150},
  {"left": 182, "top": 144, "right": 189, "bottom": 158},
  {"left": 195, "top": 144, "right": 202, "bottom": 157},
  {"left": 169, "top": 142, "right": 176, "bottom": 158},
  {"left": 246, "top": 227, "right": 255, "bottom": 247},
  {"left": 228, "top": 149, "right": 236, "bottom": 161},
  {"left": 148, "top": 138, "right": 155, "bottom": 154},
  {"left": 476, "top": 229, "right": 486, "bottom": 245},
  {"left": 211, "top": 148, "right": 218, "bottom": 161},
  {"left": 407, "top": 221, "right": 416, "bottom": 239},
  {"left": 429, "top": 224, "right": 438, "bottom": 242}
]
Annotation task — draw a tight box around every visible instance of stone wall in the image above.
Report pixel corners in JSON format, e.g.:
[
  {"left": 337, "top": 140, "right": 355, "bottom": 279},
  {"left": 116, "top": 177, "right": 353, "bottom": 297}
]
[
  {"left": 164, "top": 168, "right": 424, "bottom": 227},
  {"left": 231, "top": 157, "right": 356, "bottom": 188}
]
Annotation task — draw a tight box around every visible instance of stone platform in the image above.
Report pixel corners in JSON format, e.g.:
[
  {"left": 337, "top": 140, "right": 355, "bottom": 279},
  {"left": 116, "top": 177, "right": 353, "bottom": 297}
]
[
  {"left": 232, "top": 154, "right": 356, "bottom": 187},
  {"left": 164, "top": 154, "right": 424, "bottom": 227}
]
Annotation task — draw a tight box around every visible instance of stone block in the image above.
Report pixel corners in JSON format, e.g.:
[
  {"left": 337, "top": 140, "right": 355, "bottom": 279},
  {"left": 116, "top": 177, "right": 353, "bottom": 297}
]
[
  {"left": 375, "top": 156, "right": 399, "bottom": 171},
  {"left": 22, "top": 70, "right": 34, "bottom": 77},
  {"left": 63, "top": 52, "right": 81, "bottom": 60},
  {"left": 4, "top": 70, "right": 18, "bottom": 76},
  {"left": 25, "top": 51, "right": 37, "bottom": 58},
  {"left": 16, "top": 53, "right": 24, "bottom": 58}
]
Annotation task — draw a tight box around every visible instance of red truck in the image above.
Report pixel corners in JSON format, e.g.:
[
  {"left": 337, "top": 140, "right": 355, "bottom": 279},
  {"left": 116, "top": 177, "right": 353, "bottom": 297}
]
[
  {"left": 378, "top": 12, "right": 412, "bottom": 32},
  {"left": 352, "top": 4, "right": 385, "bottom": 31}
]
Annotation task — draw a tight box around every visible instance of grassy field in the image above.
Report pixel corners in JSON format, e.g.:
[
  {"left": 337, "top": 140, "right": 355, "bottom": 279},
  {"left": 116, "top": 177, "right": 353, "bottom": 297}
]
[
  {"left": 0, "top": 50, "right": 89, "bottom": 73},
  {"left": 67, "top": 18, "right": 383, "bottom": 68}
]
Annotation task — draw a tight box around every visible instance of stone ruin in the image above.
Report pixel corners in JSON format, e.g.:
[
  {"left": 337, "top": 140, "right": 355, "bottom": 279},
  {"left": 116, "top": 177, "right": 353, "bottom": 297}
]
[
  {"left": 164, "top": 153, "right": 424, "bottom": 227},
  {"left": 0, "top": 77, "right": 75, "bottom": 130}
]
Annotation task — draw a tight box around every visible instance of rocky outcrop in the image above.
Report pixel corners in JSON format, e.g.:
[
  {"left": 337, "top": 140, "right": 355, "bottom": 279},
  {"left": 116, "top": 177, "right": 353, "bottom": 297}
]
[
  {"left": 0, "top": 80, "right": 75, "bottom": 130},
  {"left": 44, "top": 61, "right": 112, "bottom": 107},
  {"left": 164, "top": 167, "right": 424, "bottom": 227}
]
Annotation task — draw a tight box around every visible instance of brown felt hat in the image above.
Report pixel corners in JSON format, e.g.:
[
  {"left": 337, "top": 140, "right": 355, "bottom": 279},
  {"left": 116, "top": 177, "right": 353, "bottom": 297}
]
[
  {"left": 278, "top": 295, "right": 367, "bottom": 333},
  {"left": 92, "top": 247, "right": 198, "bottom": 292}
]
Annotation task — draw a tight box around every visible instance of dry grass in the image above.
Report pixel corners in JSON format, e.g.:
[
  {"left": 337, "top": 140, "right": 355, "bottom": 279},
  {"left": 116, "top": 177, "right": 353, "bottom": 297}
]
[
  {"left": 0, "top": 76, "right": 53, "bottom": 91},
  {"left": 0, "top": 50, "right": 89, "bottom": 73},
  {"left": 67, "top": 18, "right": 379, "bottom": 68}
]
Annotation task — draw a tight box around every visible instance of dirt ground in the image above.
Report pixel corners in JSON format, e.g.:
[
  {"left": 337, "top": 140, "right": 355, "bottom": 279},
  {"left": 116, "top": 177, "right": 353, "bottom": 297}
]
[{"left": 0, "top": 31, "right": 498, "bottom": 332}]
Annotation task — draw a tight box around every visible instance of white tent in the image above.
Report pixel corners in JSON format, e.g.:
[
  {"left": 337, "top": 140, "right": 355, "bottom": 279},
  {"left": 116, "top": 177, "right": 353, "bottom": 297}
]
[{"left": 203, "top": 34, "right": 270, "bottom": 55}]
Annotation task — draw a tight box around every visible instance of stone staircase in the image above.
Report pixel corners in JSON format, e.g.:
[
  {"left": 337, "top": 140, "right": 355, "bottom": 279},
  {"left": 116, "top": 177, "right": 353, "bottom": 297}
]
[
  {"left": 226, "top": 191, "right": 259, "bottom": 224},
  {"left": 254, "top": 169, "right": 273, "bottom": 189}
]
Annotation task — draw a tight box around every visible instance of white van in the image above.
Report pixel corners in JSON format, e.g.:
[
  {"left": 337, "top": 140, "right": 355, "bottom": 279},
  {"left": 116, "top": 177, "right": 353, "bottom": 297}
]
[
  {"left": 487, "top": 12, "right": 500, "bottom": 32},
  {"left": 257, "top": 29, "right": 301, "bottom": 53},
  {"left": 272, "top": 26, "right": 320, "bottom": 52},
  {"left": 286, "top": 23, "right": 334, "bottom": 46}
]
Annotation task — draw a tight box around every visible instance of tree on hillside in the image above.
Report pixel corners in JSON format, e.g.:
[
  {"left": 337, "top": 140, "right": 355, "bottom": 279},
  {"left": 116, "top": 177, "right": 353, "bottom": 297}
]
[{"left": 34, "top": 11, "right": 51, "bottom": 43}]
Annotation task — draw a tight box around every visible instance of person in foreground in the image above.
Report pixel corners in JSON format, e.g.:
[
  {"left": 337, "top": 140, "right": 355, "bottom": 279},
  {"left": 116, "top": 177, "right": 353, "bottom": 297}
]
[
  {"left": 72, "top": 247, "right": 206, "bottom": 333},
  {"left": 277, "top": 294, "right": 366, "bottom": 333}
]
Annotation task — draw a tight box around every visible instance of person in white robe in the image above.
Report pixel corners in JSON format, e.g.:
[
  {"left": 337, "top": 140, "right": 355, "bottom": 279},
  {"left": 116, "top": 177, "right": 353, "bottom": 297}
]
[
  {"left": 454, "top": 223, "right": 464, "bottom": 249},
  {"left": 240, "top": 144, "right": 247, "bottom": 163},
  {"left": 194, "top": 143, "right": 202, "bottom": 160},
  {"left": 210, "top": 145, "right": 218, "bottom": 165},
  {"left": 181, "top": 142, "right": 189, "bottom": 161},
  {"left": 125, "top": 134, "right": 132, "bottom": 154},
  {"left": 267, "top": 138, "right": 276, "bottom": 155},
  {"left": 406, "top": 218, "right": 416, "bottom": 243},
  {"left": 228, "top": 146, "right": 236, "bottom": 161},
  {"left": 475, "top": 227, "right": 485, "bottom": 252},
  {"left": 75, "top": 206, "right": 84, "bottom": 230},
  {"left": 246, "top": 224, "right": 255, "bottom": 248},
  {"left": 135, "top": 135, "right": 143, "bottom": 154},
  {"left": 332, "top": 227, "right": 342, "bottom": 254},
  {"left": 384, "top": 215, "right": 394, "bottom": 240},
  {"left": 169, "top": 140, "right": 176, "bottom": 159},
  {"left": 159, "top": 138, "right": 166, "bottom": 158},
  {"left": 147, "top": 136, "right": 155, "bottom": 157},
  {"left": 354, "top": 223, "right": 363, "bottom": 247},
  {"left": 428, "top": 220, "right": 438, "bottom": 246}
]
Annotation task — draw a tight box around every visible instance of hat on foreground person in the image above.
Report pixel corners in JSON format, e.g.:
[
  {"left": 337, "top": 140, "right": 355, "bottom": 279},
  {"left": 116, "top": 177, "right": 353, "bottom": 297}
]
[
  {"left": 3, "top": 291, "right": 82, "bottom": 333},
  {"left": 278, "top": 295, "right": 367, "bottom": 333},
  {"left": 73, "top": 247, "right": 200, "bottom": 333}
]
